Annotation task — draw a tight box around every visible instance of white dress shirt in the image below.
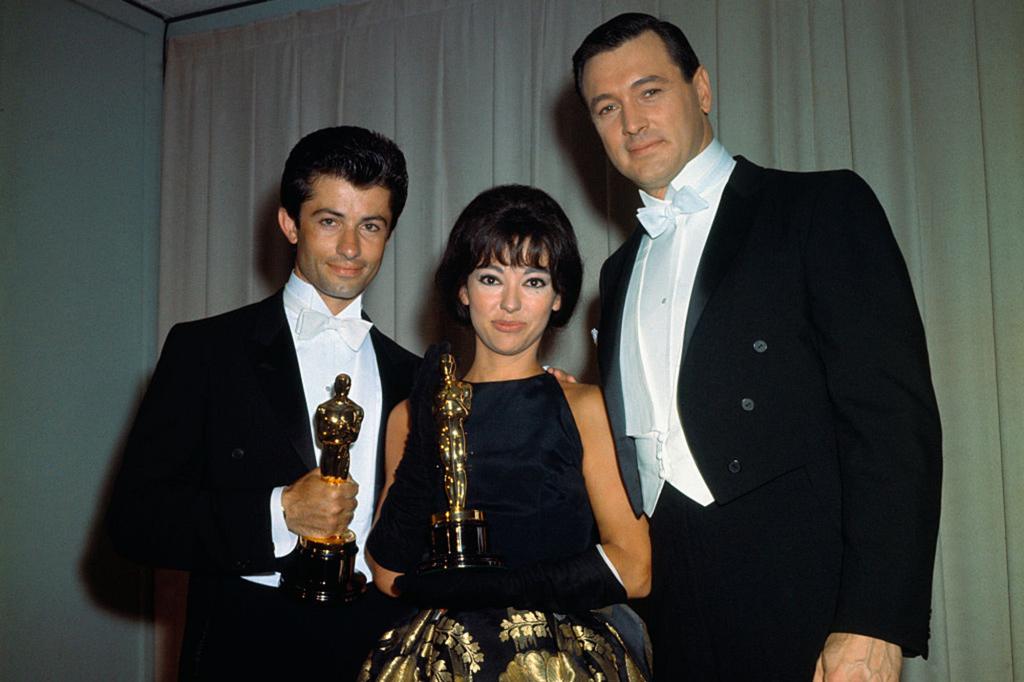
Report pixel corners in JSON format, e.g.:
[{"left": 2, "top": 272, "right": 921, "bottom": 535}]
[
  {"left": 620, "top": 139, "right": 736, "bottom": 514},
  {"left": 243, "top": 273, "right": 382, "bottom": 586}
]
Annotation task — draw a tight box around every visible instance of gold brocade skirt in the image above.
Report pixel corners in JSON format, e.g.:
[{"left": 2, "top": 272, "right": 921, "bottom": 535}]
[{"left": 358, "top": 606, "right": 651, "bottom": 682}]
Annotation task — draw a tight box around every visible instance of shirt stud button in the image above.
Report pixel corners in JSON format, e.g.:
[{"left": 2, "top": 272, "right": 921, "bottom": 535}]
[
  {"left": 753, "top": 340, "right": 767, "bottom": 353},
  {"left": 728, "top": 459, "right": 742, "bottom": 474},
  {"left": 741, "top": 398, "right": 755, "bottom": 411}
]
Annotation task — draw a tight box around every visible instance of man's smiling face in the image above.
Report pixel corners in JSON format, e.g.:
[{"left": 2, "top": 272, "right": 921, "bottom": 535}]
[
  {"left": 581, "top": 30, "right": 713, "bottom": 199},
  {"left": 277, "top": 174, "right": 393, "bottom": 314}
]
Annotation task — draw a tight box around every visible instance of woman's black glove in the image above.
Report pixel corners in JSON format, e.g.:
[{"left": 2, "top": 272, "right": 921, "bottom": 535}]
[{"left": 394, "top": 546, "right": 626, "bottom": 613}]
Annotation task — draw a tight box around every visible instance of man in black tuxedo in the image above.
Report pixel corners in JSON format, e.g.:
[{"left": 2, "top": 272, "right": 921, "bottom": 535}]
[
  {"left": 573, "top": 14, "right": 942, "bottom": 681},
  {"left": 108, "top": 126, "right": 419, "bottom": 679}
]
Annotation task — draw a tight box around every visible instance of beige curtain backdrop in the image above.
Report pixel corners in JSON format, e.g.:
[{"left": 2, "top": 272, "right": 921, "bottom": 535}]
[{"left": 158, "top": 0, "right": 1023, "bottom": 679}]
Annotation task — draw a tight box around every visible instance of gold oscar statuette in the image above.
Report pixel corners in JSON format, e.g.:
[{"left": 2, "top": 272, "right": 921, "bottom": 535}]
[
  {"left": 280, "top": 373, "right": 368, "bottom": 603},
  {"left": 420, "top": 353, "right": 502, "bottom": 572}
]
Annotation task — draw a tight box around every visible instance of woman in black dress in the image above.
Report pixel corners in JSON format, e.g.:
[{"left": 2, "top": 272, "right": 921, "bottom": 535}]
[{"left": 361, "top": 185, "right": 651, "bottom": 681}]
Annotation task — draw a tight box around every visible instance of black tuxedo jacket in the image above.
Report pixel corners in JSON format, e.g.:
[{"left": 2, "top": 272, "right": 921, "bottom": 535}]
[
  {"left": 597, "top": 157, "right": 941, "bottom": 655},
  {"left": 107, "top": 290, "right": 419, "bottom": 672}
]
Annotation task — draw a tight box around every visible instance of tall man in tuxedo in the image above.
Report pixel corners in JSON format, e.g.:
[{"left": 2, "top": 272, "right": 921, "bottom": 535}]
[
  {"left": 573, "top": 14, "right": 942, "bottom": 681},
  {"left": 108, "top": 126, "right": 419, "bottom": 679}
]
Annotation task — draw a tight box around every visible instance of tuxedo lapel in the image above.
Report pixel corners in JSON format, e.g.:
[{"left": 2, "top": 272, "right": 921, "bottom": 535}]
[
  {"left": 682, "top": 157, "right": 764, "bottom": 365},
  {"left": 248, "top": 291, "right": 316, "bottom": 470},
  {"left": 600, "top": 228, "right": 645, "bottom": 515},
  {"left": 600, "top": 229, "right": 644, "bottom": 383},
  {"left": 368, "top": 325, "right": 401, "bottom": 504}
]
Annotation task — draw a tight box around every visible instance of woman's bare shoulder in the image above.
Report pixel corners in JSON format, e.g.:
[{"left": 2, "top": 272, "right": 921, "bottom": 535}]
[{"left": 557, "top": 380, "right": 606, "bottom": 418}]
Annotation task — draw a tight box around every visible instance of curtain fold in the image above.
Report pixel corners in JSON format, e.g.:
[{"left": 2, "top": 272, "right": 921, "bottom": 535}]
[{"left": 159, "top": 1, "right": 1024, "bottom": 679}]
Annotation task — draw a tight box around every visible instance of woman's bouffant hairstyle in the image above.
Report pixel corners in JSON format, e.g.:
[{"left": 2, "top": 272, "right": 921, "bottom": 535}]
[{"left": 435, "top": 185, "right": 583, "bottom": 329}]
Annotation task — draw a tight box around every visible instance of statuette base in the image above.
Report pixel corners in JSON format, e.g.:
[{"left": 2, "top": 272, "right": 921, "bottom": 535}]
[
  {"left": 420, "top": 509, "right": 503, "bottom": 573},
  {"left": 280, "top": 533, "right": 367, "bottom": 604}
]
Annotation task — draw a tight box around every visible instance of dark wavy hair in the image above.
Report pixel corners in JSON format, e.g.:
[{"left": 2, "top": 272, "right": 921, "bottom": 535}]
[
  {"left": 435, "top": 185, "right": 582, "bottom": 329},
  {"left": 280, "top": 125, "right": 408, "bottom": 230},
  {"left": 572, "top": 12, "right": 701, "bottom": 101}
]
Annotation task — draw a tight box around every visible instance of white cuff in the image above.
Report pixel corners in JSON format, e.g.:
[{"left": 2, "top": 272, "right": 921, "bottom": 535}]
[
  {"left": 596, "top": 544, "right": 624, "bottom": 587},
  {"left": 270, "top": 486, "right": 298, "bottom": 558}
]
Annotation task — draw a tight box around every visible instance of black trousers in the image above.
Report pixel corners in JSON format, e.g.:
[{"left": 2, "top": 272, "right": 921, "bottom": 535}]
[
  {"left": 178, "top": 576, "right": 415, "bottom": 680},
  {"left": 647, "top": 469, "right": 841, "bottom": 680}
]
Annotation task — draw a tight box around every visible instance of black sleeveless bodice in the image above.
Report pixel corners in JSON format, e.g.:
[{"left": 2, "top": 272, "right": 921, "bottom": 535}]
[
  {"left": 368, "top": 368, "right": 596, "bottom": 572},
  {"left": 452, "top": 373, "right": 597, "bottom": 568}
]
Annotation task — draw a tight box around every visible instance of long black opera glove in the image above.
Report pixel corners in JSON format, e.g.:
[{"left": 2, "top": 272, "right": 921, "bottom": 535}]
[
  {"left": 366, "top": 343, "right": 447, "bottom": 571},
  {"left": 395, "top": 546, "right": 627, "bottom": 613}
]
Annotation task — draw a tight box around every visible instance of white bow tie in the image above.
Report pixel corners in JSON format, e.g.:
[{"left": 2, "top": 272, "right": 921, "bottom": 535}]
[
  {"left": 636, "top": 185, "right": 709, "bottom": 238},
  {"left": 295, "top": 308, "right": 373, "bottom": 350}
]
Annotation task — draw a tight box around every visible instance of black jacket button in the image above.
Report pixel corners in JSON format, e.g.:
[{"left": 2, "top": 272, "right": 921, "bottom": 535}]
[
  {"left": 728, "top": 459, "right": 742, "bottom": 474},
  {"left": 753, "top": 339, "right": 768, "bottom": 353},
  {"left": 741, "top": 398, "right": 755, "bottom": 411},
  {"left": 230, "top": 448, "right": 245, "bottom": 460}
]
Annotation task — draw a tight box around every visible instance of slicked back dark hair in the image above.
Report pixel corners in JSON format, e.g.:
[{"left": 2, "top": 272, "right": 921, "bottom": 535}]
[
  {"left": 436, "top": 185, "right": 583, "bottom": 329},
  {"left": 572, "top": 12, "right": 701, "bottom": 101},
  {"left": 280, "top": 125, "right": 408, "bottom": 230}
]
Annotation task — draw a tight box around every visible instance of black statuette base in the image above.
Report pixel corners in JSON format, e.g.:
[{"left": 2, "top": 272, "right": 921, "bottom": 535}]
[
  {"left": 419, "top": 509, "right": 503, "bottom": 574},
  {"left": 280, "top": 534, "right": 367, "bottom": 604}
]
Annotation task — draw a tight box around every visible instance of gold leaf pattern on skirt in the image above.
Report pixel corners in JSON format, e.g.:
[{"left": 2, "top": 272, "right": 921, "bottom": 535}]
[
  {"left": 497, "top": 650, "right": 587, "bottom": 682},
  {"left": 362, "top": 607, "right": 648, "bottom": 681},
  {"left": 499, "top": 610, "right": 552, "bottom": 649}
]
